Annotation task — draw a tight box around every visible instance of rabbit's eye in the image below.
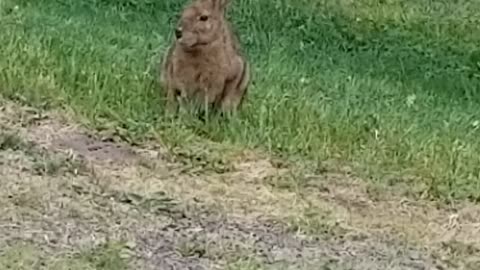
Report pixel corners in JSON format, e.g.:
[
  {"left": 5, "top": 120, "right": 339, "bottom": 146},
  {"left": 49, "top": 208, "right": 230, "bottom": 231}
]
[{"left": 199, "top": 15, "right": 209, "bottom": 21}]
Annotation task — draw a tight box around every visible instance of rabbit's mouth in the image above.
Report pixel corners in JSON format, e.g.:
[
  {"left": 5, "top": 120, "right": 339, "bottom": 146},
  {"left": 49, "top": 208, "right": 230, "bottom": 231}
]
[
  {"left": 178, "top": 39, "right": 209, "bottom": 51},
  {"left": 176, "top": 30, "right": 213, "bottom": 51}
]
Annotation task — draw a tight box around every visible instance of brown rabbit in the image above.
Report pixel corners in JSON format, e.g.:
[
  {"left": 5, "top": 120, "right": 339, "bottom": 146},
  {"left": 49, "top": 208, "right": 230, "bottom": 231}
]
[{"left": 160, "top": 0, "right": 250, "bottom": 115}]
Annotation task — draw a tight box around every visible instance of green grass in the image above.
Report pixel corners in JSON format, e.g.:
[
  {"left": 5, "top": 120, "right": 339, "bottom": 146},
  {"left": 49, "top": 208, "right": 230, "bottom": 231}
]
[
  {"left": 1, "top": 0, "right": 480, "bottom": 201},
  {"left": 0, "top": 242, "right": 128, "bottom": 270},
  {"left": 0, "top": 132, "right": 26, "bottom": 151}
]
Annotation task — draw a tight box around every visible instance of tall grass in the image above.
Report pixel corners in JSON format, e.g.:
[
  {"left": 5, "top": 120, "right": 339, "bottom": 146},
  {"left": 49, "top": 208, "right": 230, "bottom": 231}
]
[{"left": 1, "top": 0, "right": 480, "bottom": 200}]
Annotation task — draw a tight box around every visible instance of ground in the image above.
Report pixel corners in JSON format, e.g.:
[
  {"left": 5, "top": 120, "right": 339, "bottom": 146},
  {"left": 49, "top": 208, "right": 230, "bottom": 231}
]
[
  {"left": 2, "top": 0, "right": 480, "bottom": 269},
  {"left": 1, "top": 101, "right": 479, "bottom": 269}
]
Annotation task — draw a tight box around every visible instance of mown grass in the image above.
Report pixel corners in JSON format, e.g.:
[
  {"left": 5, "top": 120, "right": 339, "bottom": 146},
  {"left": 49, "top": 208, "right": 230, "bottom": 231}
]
[
  {"left": 0, "top": 242, "right": 128, "bottom": 270},
  {"left": 1, "top": 0, "right": 480, "bottom": 201}
]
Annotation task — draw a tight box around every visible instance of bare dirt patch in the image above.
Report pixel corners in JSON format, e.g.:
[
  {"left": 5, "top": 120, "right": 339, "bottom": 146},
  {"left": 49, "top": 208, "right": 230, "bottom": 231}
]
[{"left": 1, "top": 99, "right": 479, "bottom": 269}]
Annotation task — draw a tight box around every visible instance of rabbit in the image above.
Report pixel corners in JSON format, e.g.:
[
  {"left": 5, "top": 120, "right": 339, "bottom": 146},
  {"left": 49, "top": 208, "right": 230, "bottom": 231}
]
[{"left": 160, "top": 0, "right": 250, "bottom": 116}]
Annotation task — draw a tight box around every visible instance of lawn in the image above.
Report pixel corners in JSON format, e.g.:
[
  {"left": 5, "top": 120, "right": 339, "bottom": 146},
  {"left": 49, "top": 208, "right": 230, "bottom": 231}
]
[{"left": 1, "top": 0, "right": 480, "bottom": 201}]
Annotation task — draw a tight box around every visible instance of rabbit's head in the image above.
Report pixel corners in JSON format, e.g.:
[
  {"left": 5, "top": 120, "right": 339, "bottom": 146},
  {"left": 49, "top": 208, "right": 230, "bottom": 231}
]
[{"left": 174, "top": 0, "right": 229, "bottom": 51}]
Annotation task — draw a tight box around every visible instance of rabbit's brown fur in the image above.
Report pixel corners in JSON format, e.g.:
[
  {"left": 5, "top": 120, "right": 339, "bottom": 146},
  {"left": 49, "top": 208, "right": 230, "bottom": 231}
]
[{"left": 160, "top": 0, "right": 250, "bottom": 115}]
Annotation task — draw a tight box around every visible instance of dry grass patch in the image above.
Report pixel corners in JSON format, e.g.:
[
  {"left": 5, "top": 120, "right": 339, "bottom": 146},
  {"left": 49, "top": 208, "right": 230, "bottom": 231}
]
[{"left": 1, "top": 99, "right": 479, "bottom": 269}]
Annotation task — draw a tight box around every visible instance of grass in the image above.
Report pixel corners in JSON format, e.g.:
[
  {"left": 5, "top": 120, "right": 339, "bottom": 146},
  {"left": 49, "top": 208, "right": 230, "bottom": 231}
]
[
  {"left": 30, "top": 152, "right": 87, "bottom": 176},
  {"left": 227, "top": 258, "right": 266, "bottom": 270},
  {"left": 0, "top": 132, "right": 26, "bottom": 151},
  {"left": 0, "top": 242, "right": 128, "bottom": 270},
  {"left": 1, "top": 0, "right": 480, "bottom": 201},
  {"left": 0, "top": 130, "right": 86, "bottom": 176}
]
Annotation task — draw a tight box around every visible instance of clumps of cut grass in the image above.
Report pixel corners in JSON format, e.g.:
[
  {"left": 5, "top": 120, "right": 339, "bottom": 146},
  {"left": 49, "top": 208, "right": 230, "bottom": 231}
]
[
  {"left": 0, "top": 131, "right": 29, "bottom": 151},
  {"left": 30, "top": 153, "right": 88, "bottom": 176},
  {"left": 227, "top": 258, "right": 266, "bottom": 270},
  {"left": 75, "top": 242, "right": 130, "bottom": 270},
  {"left": 0, "top": 130, "right": 88, "bottom": 176},
  {"left": 0, "top": 243, "right": 42, "bottom": 270},
  {"left": 0, "top": 242, "right": 129, "bottom": 270}
]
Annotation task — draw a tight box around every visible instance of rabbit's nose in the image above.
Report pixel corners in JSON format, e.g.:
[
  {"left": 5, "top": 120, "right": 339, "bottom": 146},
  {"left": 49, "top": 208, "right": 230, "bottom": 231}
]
[{"left": 175, "top": 28, "right": 182, "bottom": 39}]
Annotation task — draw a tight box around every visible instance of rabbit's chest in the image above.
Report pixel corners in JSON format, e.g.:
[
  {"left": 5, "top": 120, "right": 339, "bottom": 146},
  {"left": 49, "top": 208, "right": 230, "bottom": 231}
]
[{"left": 174, "top": 60, "right": 226, "bottom": 90}]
